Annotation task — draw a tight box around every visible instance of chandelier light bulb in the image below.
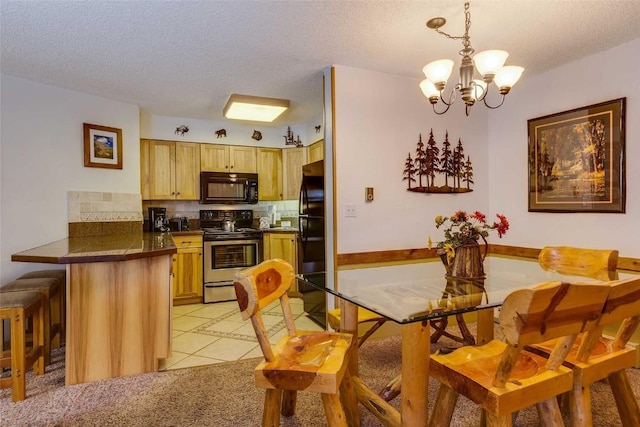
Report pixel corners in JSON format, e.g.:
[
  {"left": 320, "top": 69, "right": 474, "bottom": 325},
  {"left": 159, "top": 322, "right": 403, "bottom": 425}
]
[
  {"left": 473, "top": 50, "right": 509, "bottom": 81},
  {"left": 422, "top": 59, "right": 454, "bottom": 89},
  {"left": 494, "top": 66, "right": 524, "bottom": 93},
  {"left": 419, "top": 79, "right": 441, "bottom": 101}
]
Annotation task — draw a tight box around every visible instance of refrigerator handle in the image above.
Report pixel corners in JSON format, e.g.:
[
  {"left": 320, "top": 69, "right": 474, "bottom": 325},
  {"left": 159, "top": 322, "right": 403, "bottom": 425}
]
[
  {"left": 298, "top": 216, "right": 308, "bottom": 251},
  {"left": 299, "top": 182, "right": 308, "bottom": 215}
]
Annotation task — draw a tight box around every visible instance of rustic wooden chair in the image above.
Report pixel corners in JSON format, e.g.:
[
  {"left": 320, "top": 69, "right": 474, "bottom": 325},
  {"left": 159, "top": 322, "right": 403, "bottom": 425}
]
[
  {"left": 527, "top": 276, "right": 640, "bottom": 426},
  {"left": 1, "top": 277, "right": 63, "bottom": 366},
  {"left": 0, "top": 291, "right": 45, "bottom": 402},
  {"left": 428, "top": 280, "right": 611, "bottom": 427},
  {"left": 327, "top": 307, "right": 387, "bottom": 348},
  {"left": 538, "top": 246, "right": 619, "bottom": 281},
  {"left": 233, "top": 259, "right": 358, "bottom": 427}
]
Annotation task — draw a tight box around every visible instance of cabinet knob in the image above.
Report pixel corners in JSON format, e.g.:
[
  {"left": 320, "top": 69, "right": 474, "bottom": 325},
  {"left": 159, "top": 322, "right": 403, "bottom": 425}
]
[{"left": 230, "top": 165, "right": 234, "bottom": 169}]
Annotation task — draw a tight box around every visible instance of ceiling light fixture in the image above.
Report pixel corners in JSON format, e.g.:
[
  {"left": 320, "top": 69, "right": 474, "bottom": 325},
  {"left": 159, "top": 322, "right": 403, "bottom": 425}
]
[
  {"left": 222, "top": 94, "right": 290, "bottom": 122},
  {"left": 420, "top": 2, "right": 524, "bottom": 116}
]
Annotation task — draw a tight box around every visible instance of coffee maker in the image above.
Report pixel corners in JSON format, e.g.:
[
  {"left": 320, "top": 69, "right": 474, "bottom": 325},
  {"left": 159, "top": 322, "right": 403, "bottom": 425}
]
[{"left": 148, "top": 207, "right": 169, "bottom": 232}]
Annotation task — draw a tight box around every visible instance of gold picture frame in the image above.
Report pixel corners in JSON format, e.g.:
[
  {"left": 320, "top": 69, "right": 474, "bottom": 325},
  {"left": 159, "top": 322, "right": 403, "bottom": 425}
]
[
  {"left": 528, "top": 98, "right": 625, "bottom": 213},
  {"left": 83, "top": 123, "right": 123, "bottom": 169}
]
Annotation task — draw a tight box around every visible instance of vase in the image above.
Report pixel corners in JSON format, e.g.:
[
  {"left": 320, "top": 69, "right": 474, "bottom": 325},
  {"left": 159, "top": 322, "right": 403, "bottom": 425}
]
[{"left": 442, "top": 242, "right": 486, "bottom": 307}]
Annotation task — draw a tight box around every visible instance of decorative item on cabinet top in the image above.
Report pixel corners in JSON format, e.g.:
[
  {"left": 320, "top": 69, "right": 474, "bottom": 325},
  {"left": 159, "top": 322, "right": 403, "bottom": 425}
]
[
  {"left": 251, "top": 130, "right": 263, "bottom": 141},
  {"left": 283, "top": 126, "right": 303, "bottom": 147},
  {"left": 403, "top": 129, "right": 474, "bottom": 194},
  {"left": 175, "top": 125, "right": 189, "bottom": 136},
  {"left": 215, "top": 128, "right": 227, "bottom": 138}
]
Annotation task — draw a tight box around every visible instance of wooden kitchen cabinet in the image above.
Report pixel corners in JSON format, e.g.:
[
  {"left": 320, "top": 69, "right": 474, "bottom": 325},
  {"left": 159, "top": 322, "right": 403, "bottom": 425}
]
[
  {"left": 171, "top": 234, "right": 203, "bottom": 305},
  {"left": 282, "top": 147, "right": 307, "bottom": 200},
  {"left": 263, "top": 231, "right": 299, "bottom": 294},
  {"left": 200, "top": 144, "right": 257, "bottom": 173},
  {"left": 257, "top": 147, "right": 283, "bottom": 200},
  {"left": 306, "top": 139, "right": 324, "bottom": 164},
  {"left": 141, "top": 139, "right": 200, "bottom": 200}
]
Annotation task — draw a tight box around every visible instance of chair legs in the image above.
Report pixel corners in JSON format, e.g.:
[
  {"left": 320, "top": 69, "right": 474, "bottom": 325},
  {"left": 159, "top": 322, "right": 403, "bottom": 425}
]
[
  {"left": 608, "top": 370, "right": 640, "bottom": 426},
  {"left": 262, "top": 389, "right": 282, "bottom": 427},
  {"left": 536, "top": 397, "right": 564, "bottom": 426},
  {"left": 321, "top": 393, "right": 347, "bottom": 426},
  {"left": 263, "top": 384, "right": 353, "bottom": 427},
  {"left": 428, "top": 385, "right": 459, "bottom": 427},
  {"left": 568, "top": 382, "right": 591, "bottom": 427},
  {"left": 281, "top": 389, "right": 297, "bottom": 416},
  {"left": 0, "top": 292, "right": 45, "bottom": 402}
]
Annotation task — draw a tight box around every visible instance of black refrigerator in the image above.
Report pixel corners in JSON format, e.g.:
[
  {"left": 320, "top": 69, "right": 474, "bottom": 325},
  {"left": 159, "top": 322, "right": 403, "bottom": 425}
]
[{"left": 298, "top": 160, "right": 327, "bottom": 328}]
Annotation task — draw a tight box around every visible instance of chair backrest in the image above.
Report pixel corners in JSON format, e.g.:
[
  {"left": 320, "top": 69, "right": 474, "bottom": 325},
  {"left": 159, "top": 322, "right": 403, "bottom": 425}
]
[
  {"left": 575, "top": 276, "right": 640, "bottom": 361},
  {"left": 234, "top": 259, "right": 296, "bottom": 362},
  {"left": 538, "top": 246, "right": 619, "bottom": 281},
  {"left": 495, "top": 280, "right": 610, "bottom": 386}
]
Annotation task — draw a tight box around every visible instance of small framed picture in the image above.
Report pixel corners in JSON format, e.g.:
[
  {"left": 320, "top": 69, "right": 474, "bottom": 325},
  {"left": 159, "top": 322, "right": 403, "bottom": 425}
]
[
  {"left": 83, "top": 123, "right": 123, "bottom": 169},
  {"left": 527, "top": 98, "right": 625, "bottom": 213}
]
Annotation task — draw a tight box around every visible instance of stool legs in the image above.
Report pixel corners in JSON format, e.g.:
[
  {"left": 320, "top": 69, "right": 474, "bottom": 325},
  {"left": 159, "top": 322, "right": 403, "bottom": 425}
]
[{"left": 1, "top": 297, "right": 45, "bottom": 402}]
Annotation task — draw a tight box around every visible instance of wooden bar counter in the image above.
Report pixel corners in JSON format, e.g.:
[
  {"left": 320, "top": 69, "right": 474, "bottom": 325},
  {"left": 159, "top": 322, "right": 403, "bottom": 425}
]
[{"left": 11, "top": 233, "right": 176, "bottom": 385}]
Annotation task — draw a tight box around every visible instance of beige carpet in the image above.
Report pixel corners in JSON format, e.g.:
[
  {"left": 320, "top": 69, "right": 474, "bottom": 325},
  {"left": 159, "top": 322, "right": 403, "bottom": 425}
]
[{"left": 1, "top": 334, "right": 639, "bottom": 426}]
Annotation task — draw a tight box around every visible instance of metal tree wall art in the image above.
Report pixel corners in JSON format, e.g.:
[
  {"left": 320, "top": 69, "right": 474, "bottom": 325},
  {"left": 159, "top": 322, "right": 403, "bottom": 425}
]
[{"left": 403, "top": 129, "right": 474, "bottom": 193}]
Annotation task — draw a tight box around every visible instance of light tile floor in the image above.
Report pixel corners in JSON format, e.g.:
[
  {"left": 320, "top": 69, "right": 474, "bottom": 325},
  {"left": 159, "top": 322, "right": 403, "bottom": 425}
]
[{"left": 161, "top": 297, "right": 324, "bottom": 371}]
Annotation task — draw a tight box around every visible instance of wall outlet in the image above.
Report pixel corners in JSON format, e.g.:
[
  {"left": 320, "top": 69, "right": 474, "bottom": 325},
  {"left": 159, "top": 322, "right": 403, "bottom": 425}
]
[{"left": 345, "top": 204, "right": 357, "bottom": 217}]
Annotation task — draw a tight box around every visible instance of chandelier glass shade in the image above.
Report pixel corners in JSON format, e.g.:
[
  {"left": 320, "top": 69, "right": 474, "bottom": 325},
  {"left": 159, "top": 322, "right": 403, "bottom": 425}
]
[{"left": 420, "top": 2, "right": 524, "bottom": 116}]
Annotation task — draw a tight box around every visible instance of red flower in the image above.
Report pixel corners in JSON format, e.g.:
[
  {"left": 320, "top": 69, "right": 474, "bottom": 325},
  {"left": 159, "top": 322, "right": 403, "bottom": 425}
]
[
  {"left": 470, "top": 211, "right": 487, "bottom": 224},
  {"left": 493, "top": 214, "right": 510, "bottom": 238}
]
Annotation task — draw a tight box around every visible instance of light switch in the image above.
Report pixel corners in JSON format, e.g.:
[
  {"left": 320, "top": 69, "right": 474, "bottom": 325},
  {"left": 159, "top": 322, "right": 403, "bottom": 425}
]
[
  {"left": 345, "top": 204, "right": 357, "bottom": 217},
  {"left": 365, "top": 187, "right": 374, "bottom": 202}
]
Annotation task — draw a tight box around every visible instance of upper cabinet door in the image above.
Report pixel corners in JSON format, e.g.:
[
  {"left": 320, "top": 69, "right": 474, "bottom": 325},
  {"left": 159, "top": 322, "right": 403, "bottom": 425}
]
[
  {"left": 282, "top": 148, "right": 307, "bottom": 200},
  {"left": 200, "top": 144, "right": 257, "bottom": 173},
  {"left": 200, "top": 144, "right": 230, "bottom": 172},
  {"left": 174, "top": 142, "right": 200, "bottom": 200},
  {"left": 142, "top": 140, "right": 200, "bottom": 200},
  {"left": 229, "top": 146, "right": 257, "bottom": 173},
  {"left": 306, "top": 140, "right": 324, "bottom": 164},
  {"left": 149, "top": 140, "right": 176, "bottom": 199},
  {"left": 257, "top": 148, "right": 282, "bottom": 201}
]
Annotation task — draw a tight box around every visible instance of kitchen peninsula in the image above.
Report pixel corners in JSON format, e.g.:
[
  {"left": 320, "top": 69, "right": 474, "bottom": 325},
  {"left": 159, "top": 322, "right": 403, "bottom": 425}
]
[{"left": 11, "top": 233, "right": 176, "bottom": 385}]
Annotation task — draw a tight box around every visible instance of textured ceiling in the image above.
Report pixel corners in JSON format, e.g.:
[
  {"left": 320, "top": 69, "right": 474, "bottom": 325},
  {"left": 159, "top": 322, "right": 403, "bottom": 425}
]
[{"left": 2, "top": 1, "right": 640, "bottom": 127}]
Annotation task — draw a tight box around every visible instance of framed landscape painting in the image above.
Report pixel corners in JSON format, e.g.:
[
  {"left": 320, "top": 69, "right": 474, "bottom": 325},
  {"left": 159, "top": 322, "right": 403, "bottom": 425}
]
[
  {"left": 528, "top": 98, "right": 625, "bottom": 213},
  {"left": 83, "top": 123, "right": 123, "bottom": 169}
]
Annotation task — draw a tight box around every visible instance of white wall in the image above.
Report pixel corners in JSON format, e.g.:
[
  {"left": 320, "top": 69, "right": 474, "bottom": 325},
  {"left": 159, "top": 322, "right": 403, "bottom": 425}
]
[
  {"left": 488, "top": 38, "right": 640, "bottom": 257},
  {"left": 332, "top": 65, "right": 490, "bottom": 255},
  {"left": 0, "top": 75, "right": 140, "bottom": 282}
]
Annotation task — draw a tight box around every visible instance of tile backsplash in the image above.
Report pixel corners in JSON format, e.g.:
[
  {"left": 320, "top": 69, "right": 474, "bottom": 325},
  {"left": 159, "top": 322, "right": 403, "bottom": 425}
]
[
  {"left": 68, "top": 191, "right": 143, "bottom": 222},
  {"left": 141, "top": 199, "right": 300, "bottom": 227}
]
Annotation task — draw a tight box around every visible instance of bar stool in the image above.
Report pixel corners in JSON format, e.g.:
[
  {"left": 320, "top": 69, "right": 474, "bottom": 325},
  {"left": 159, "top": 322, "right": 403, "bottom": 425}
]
[
  {"left": 17, "top": 269, "right": 66, "bottom": 345},
  {"left": 0, "top": 277, "right": 62, "bottom": 366},
  {"left": 0, "top": 291, "right": 45, "bottom": 402}
]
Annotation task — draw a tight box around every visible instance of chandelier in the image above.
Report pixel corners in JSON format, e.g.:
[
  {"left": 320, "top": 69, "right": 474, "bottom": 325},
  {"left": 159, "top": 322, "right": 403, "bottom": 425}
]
[{"left": 420, "top": 2, "right": 524, "bottom": 116}]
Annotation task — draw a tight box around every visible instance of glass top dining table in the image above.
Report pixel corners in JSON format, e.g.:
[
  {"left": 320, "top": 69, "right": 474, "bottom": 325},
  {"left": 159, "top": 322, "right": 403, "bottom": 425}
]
[{"left": 296, "top": 255, "right": 631, "bottom": 426}]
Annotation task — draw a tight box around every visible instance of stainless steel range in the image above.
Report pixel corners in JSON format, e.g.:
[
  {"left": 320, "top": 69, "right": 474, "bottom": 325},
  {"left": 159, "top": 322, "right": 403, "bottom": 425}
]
[{"left": 200, "top": 209, "right": 263, "bottom": 303}]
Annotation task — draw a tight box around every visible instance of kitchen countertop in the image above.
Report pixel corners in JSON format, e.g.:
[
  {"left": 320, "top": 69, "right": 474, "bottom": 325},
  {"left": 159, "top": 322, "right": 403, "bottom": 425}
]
[
  {"left": 262, "top": 227, "right": 299, "bottom": 233},
  {"left": 169, "top": 230, "right": 204, "bottom": 237},
  {"left": 11, "top": 233, "right": 177, "bottom": 264}
]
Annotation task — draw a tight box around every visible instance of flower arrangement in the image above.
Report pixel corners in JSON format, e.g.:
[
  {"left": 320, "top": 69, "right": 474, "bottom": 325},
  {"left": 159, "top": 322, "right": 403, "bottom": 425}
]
[{"left": 428, "top": 210, "right": 509, "bottom": 260}]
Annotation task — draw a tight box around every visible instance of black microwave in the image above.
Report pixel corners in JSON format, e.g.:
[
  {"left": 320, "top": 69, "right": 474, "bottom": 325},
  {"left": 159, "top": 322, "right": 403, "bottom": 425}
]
[{"left": 200, "top": 172, "right": 259, "bottom": 204}]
